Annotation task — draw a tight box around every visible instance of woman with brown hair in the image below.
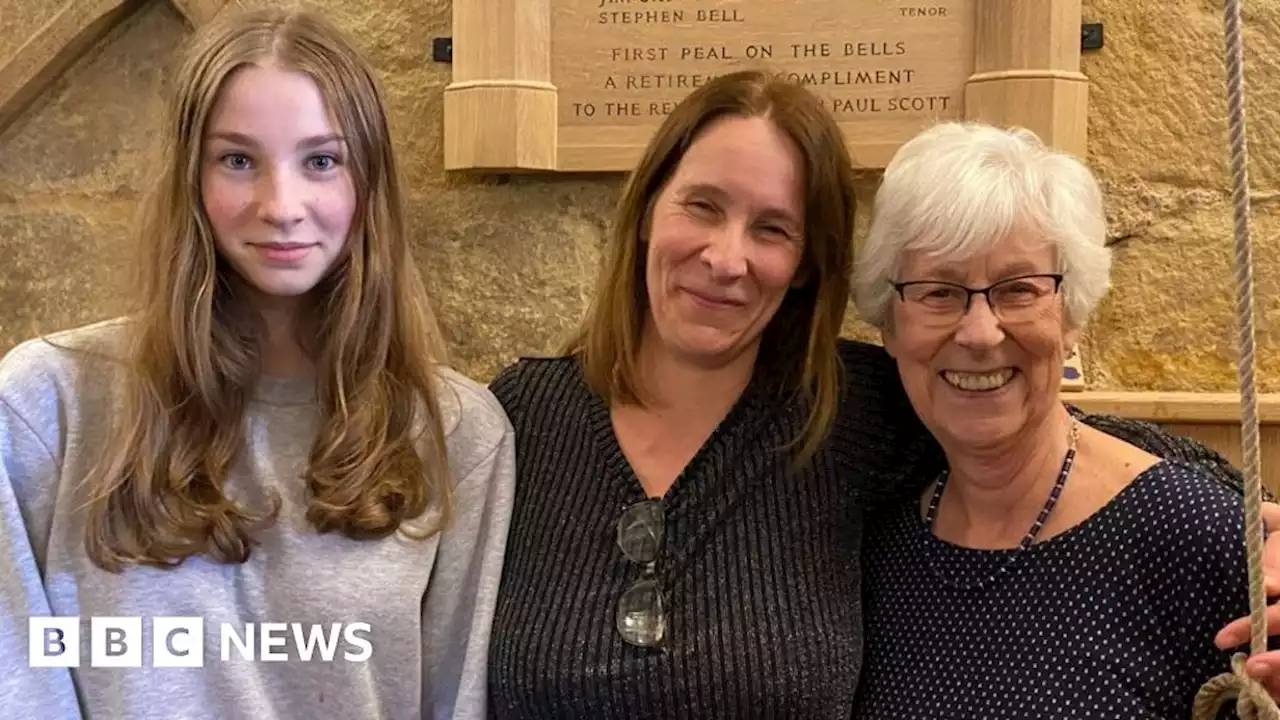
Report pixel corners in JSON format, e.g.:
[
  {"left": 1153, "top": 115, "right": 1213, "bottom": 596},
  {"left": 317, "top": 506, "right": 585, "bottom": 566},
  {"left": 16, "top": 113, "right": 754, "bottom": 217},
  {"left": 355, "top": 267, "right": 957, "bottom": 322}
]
[
  {"left": 0, "top": 9, "right": 512, "bottom": 719},
  {"left": 484, "top": 69, "right": 1280, "bottom": 717}
]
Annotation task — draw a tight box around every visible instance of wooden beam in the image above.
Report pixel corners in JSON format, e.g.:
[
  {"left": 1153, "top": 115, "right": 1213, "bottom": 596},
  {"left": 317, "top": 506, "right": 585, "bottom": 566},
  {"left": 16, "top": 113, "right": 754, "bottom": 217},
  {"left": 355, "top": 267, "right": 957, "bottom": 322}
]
[
  {"left": 1066, "top": 391, "right": 1280, "bottom": 424},
  {"left": 0, "top": 0, "right": 144, "bottom": 136},
  {"left": 170, "top": 0, "right": 232, "bottom": 27},
  {"left": 1063, "top": 391, "right": 1280, "bottom": 488}
]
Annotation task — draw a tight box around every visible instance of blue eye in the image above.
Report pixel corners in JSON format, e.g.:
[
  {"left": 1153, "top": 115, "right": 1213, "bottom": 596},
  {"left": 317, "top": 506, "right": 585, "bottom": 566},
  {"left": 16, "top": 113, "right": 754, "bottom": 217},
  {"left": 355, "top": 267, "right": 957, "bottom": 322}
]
[
  {"left": 308, "top": 154, "right": 340, "bottom": 171},
  {"left": 220, "top": 153, "right": 251, "bottom": 170}
]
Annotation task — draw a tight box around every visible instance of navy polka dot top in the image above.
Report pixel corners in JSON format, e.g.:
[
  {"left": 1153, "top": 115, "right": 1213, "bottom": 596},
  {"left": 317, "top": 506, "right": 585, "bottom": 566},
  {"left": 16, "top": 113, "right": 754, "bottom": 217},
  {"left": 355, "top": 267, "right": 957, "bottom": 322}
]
[{"left": 854, "top": 460, "right": 1255, "bottom": 719}]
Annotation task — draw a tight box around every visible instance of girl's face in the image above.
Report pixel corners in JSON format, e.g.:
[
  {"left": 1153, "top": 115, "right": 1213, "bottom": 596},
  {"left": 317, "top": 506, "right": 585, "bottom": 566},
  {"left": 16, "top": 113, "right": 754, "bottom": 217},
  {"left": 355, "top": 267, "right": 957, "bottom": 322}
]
[{"left": 201, "top": 62, "right": 356, "bottom": 307}]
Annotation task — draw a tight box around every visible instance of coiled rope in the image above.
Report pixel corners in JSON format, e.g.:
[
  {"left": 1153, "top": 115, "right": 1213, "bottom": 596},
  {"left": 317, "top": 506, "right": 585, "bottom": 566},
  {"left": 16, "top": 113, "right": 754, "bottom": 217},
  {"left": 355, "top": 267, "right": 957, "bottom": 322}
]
[{"left": 1191, "top": 0, "right": 1278, "bottom": 717}]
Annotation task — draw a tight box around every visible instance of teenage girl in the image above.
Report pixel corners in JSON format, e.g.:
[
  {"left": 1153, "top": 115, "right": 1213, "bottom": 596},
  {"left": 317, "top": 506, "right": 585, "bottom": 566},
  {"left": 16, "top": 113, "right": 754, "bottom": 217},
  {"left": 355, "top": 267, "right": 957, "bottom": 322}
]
[{"left": 0, "top": 9, "right": 513, "bottom": 719}]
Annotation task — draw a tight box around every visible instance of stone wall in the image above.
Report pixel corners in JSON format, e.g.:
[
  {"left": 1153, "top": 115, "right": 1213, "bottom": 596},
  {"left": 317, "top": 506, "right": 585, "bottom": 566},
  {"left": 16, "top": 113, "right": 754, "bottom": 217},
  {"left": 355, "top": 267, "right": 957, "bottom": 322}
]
[{"left": 3, "top": 0, "right": 1279, "bottom": 391}]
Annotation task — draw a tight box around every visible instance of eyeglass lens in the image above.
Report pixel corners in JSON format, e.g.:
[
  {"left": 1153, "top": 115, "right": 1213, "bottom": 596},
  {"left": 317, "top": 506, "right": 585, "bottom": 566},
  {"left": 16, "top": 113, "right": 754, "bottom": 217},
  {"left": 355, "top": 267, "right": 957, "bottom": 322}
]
[
  {"left": 900, "top": 275, "right": 1059, "bottom": 325},
  {"left": 615, "top": 500, "right": 666, "bottom": 647}
]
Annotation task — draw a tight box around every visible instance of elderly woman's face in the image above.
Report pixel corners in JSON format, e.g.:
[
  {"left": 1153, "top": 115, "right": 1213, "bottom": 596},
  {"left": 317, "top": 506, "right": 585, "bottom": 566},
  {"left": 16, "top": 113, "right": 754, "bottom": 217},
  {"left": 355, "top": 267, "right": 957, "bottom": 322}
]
[
  {"left": 882, "top": 234, "right": 1078, "bottom": 451},
  {"left": 642, "top": 116, "right": 806, "bottom": 366}
]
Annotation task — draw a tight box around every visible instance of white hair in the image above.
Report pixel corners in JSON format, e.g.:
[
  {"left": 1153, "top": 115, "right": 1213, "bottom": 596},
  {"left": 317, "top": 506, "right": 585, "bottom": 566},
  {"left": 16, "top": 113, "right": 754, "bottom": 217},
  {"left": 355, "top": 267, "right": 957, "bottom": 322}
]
[{"left": 853, "top": 121, "right": 1112, "bottom": 330}]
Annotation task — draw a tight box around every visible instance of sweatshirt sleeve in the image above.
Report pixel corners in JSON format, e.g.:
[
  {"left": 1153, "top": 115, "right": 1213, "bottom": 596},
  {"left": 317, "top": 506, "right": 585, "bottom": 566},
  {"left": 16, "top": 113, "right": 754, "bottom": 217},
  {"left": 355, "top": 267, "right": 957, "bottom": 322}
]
[
  {"left": 419, "top": 417, "right": 516, "bottom": 719},
  {"left": 0, "top": 396, "right": 83, "bottom": 718}
]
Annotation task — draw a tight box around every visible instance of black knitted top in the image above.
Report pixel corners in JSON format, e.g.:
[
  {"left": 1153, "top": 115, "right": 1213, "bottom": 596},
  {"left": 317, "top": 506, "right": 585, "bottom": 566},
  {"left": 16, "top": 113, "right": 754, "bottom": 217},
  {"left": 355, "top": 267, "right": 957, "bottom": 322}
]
[
  {"left": 483, "top": 339, "right": 1254, "bottom": 719},
  {"left": 484, "top": 340, "right": 939, "bottom": 719}
]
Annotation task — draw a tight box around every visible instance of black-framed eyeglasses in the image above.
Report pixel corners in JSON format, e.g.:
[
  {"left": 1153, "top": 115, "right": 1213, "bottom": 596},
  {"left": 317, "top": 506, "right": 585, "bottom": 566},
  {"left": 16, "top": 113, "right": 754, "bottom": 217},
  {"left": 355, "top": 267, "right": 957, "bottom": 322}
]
[
  {"left": 890, "top": 273, "right": 1064, "bottom": 327},
  {"left": 615, "top": 499, "right": 666, "bottom": 647}
]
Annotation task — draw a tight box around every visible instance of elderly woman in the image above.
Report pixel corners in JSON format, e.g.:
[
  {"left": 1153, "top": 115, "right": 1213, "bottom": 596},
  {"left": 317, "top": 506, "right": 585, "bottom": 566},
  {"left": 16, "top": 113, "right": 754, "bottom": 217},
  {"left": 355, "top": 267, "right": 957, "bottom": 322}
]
[
  {"left": 851, "top": 121, "right": 1265, "bottom": 718},
  {"left": 483, "top": 72, "right": 1280, "bottom": 718}
]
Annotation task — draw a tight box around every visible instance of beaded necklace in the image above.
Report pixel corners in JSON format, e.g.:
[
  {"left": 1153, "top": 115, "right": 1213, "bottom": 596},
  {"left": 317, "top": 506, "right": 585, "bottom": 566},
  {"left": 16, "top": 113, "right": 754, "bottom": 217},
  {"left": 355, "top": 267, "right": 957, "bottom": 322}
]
[{"left": 923, "top": 419, "right": 1080, "bottom": 591}]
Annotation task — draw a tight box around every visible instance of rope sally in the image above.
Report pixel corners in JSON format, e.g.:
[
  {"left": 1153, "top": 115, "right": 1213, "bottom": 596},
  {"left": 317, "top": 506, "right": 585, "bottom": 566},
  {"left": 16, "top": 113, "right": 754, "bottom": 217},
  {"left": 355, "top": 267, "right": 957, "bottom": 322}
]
[{"left": 1191, "top": 0, "right": 1277, "bottom": 717}]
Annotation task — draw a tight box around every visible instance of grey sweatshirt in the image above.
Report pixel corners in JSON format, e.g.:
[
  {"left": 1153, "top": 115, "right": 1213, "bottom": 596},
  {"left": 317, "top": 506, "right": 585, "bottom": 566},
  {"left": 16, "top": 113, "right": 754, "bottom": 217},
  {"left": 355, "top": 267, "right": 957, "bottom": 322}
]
[{"left": 0, "top": 318, "right": 516, "bottom": 720}]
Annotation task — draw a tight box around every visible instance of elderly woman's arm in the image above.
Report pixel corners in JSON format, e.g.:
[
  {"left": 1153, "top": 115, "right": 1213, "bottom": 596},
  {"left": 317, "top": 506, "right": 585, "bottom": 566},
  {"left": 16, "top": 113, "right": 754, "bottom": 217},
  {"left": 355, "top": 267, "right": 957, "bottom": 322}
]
[{"left": 1066, "top": 406, "right": 1280, "bottom": 702}]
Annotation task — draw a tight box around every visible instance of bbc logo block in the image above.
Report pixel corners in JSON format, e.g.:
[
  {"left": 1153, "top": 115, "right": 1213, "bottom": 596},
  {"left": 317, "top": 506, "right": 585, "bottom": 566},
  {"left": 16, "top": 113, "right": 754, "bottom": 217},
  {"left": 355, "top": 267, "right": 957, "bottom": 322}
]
[
  {"left": 152, "top": 617, "right": 204, "bottom": 667},
  {"left": 28, "top": 617, "right": 79, "bottom": 668},
  {"left": 29, "top": 617, "right": 205, "bottom": 668}
]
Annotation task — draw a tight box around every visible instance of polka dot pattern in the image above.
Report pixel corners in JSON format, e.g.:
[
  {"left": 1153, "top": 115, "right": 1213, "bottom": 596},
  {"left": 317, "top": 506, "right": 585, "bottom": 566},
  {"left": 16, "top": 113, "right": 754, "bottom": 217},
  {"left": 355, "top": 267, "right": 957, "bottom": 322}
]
[{"left": 854, "top": 460, "right": 1254, "bottom": 719}]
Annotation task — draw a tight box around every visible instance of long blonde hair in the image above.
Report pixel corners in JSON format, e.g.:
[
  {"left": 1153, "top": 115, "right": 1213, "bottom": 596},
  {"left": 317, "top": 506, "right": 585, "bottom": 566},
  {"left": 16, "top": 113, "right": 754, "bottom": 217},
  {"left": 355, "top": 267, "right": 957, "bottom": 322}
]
[
  {"left": 82, "top": 8, "right": 454, "bottom": 572},
  {"left": 565, "top": 70, "right": 858, "bottom": 466}
]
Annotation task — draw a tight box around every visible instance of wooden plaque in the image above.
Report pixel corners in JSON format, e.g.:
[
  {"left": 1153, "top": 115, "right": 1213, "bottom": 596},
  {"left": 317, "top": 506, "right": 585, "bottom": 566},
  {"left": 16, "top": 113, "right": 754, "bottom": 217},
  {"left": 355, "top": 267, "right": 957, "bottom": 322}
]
[
  {"left": 552, "top": 1, "right": 971, "bottom": 171},
  {"left": 443, "top": 0, "right": 1089, "bottom": 173}
]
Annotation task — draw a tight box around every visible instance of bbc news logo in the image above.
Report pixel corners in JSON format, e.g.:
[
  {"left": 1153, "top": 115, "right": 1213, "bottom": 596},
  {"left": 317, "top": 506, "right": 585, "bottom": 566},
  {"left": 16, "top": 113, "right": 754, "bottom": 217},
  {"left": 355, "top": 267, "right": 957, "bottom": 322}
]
[{"left": 29, "top": 617, "right": 373, "bottom": 668}]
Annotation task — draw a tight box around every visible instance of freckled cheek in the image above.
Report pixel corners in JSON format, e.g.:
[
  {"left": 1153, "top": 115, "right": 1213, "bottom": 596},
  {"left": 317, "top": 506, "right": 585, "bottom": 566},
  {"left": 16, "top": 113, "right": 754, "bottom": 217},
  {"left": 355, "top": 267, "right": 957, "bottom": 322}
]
[
  {"left": 200, "top": 175, "right": 256, "bottom": 230},
  {"left": 312, "top": 184, "right": 357, "bottom": 237}
]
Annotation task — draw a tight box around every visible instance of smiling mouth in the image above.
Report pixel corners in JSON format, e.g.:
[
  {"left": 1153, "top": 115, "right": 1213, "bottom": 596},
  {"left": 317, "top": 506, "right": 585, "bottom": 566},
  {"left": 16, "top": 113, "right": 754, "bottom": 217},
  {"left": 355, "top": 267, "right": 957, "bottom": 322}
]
[
  {"left": 249, "top": 243, "right": 318, "bottom": 264},
  {"left": 941, "top": 368, "right": 1016, "bottom": 392},
  {"left": 684, "top": 289, "right": 743, "bottom": 308}
]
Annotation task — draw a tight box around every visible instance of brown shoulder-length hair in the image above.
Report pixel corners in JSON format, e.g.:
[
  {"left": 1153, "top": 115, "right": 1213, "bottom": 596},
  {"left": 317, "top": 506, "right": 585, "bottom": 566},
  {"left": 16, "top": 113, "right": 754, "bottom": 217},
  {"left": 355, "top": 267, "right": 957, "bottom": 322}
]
[
  {"left": 81, "top": 8, "right": 454, "bottom": 572},
  {"left": 565, "top": 69, "right": 858, "bottom": 464}
]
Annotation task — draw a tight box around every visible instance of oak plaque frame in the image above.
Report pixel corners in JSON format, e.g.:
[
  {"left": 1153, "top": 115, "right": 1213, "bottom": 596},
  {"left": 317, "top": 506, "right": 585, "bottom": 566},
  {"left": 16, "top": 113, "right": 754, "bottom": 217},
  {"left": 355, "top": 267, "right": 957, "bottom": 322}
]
[{"left": 443, "top": 0, "right": 1089, "bottom": 172}]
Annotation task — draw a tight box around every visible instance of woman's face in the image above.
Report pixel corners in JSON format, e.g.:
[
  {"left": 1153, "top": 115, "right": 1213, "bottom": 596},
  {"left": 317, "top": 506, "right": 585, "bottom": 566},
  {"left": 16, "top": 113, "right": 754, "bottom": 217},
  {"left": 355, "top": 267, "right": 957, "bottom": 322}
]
[
  {"left": 642, "top": 115, "right": 807, "bottom": 368},
  {"left": 201, "top": 62, "right": 356, "bottom": 307},
  {"left": 881, "top": 234, "right": 1077, "bottom": 453}
]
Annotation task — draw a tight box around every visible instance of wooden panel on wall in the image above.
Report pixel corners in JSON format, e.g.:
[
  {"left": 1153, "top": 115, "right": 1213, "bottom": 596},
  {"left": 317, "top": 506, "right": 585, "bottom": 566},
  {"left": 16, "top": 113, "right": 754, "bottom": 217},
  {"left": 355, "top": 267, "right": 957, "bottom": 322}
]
[
  {"left": 443, "top": 0, "right": 1090, "bottom": 172},
  {"left": 1067, "top": 391, "right": 1280, "bottom": 495}
]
